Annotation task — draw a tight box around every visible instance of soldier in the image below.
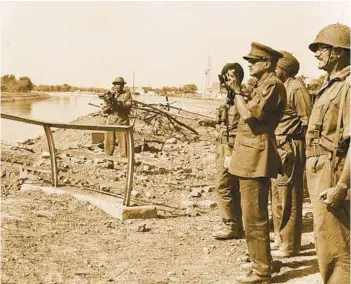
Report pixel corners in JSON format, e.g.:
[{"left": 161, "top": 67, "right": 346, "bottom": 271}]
[
  {"left": 212, "top": 63, "right": 244, "bottom": 240},
  {"left": 227, "top": 42, "right": 286, "bottom": 283},
  {"left": 101, "top": 77, "right": 133, "bottom": 157},
  {"left": 271, "top": 51, "right": 312, "bottom": 258},
  {"left": 305, "top": 23, "right": 350, "bottom": 283}
]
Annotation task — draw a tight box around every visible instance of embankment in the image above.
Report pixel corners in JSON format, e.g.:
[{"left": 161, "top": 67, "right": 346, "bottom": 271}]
[{"left": 1, "top": 92, "right": 50, "bottom": 102}]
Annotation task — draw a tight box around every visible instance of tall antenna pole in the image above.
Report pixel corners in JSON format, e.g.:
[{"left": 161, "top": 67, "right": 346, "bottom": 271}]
[
  {"left": 132, "top": 69, "right": 135, "bottom": 92},
  {"left": 204, "top": 55, "right": 212, "bottom": 97}
]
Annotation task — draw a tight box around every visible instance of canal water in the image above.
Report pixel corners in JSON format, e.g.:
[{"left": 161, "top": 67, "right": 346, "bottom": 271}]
[{"left": 1, "top": 93, "right": 219, "bottom": 143}]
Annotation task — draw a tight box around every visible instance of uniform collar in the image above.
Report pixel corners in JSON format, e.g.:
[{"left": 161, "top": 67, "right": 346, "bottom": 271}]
[
  {"left": 256, "top": 72, "right": 275, "bottom": 87},
  {"left": 284, "top": 77, "right": 294, "bottom": 88},
  {"left": 318, "top": 65, "right": 350, "bottom": 97},
  {"left": 327, "top": 65, "right": 350, "bottom": 82}
]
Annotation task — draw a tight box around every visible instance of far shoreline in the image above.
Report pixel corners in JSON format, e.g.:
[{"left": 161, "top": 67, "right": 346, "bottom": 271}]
[{"left": 1, "top": 92, "right": 50, "bottom": 103}]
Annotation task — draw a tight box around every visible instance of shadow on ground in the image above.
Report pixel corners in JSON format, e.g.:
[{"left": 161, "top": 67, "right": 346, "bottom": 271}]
[{"left": 272, "top": 258, "right": 319, "bottom": 283}]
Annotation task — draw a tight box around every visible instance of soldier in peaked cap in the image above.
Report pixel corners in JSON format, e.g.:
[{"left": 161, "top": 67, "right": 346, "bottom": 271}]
[
  {"left": 306, "top": 23, "right": 350, "bottom": 283},
  {"left": 101, "top": 76, "right": 133, "bottom": 157},
  {"left": 226, "top": 42, "right": 286, "bottom": 283},
  {"left": 271, "top": 51, "right": 312, "bottom": 259}
]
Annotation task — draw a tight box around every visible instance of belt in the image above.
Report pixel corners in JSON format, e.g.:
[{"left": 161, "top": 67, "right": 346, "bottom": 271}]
[
  {"left": 276, "top": 135, "right": 304, "bottom": 147},
  {"left": 306, "top": 145, "right": 347, "bottom": 159},
  {"left": 306, "top": 145, "right": 330, "bottom": 158}
]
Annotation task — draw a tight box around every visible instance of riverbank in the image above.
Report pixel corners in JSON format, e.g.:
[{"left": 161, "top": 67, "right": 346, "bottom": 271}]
[
  {"left": 1, "top": 108, "right": 322, "bottom": 284},
  {"left": 1, "top": 92, "right": 50, "bottom": 102}
]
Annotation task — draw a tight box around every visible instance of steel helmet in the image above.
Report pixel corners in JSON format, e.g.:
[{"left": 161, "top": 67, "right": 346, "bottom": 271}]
[
  {"left": 112, "top": 77, "right": 127, "bottom": 85},
  {"left": 221, "top": 63, "right": 244, "bottom": 83},
  {"left": 309, "top": 23, "right": 350, "bottom": 52}
]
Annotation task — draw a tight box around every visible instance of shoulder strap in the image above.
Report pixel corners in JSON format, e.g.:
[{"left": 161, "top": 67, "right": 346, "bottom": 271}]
[{"left": 330, "top": 81, "right": 350, "bottom": 185}]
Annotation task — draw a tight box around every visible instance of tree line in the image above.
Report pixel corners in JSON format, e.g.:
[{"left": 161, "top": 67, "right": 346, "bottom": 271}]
[
  {"left": 142, "top": 84, "right": 198, "bottom": 96},
  {"left": 1, "top": 75, "right": 34, "bottom": 93},
  {"left": 1, "top": 74, "right": 107, "bottom": 94}
]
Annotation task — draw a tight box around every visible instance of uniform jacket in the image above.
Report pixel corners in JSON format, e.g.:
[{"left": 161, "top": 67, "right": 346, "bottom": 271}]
[
  {"left": 306, "top": 66, "right": 350, "bottom": 156},
  {"left": 218, "top": 104, "right": 240, "bottom": 147},
  {"left": 229, "top": 72, "right": 286, "bottom": 178},
  {"left": 275, "top": 77, "right": 312, "bottom": 137},
  {"left": 101, "top": 90, "right": 133, "bottom": 125}
]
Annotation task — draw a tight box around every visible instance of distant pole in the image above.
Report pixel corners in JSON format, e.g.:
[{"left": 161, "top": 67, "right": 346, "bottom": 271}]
[
  {"left": 133, "top": 69, "right": 135, "bottom": 92},
  {"left": 204, "top": 55, "right": 211, "bottom": 98}
]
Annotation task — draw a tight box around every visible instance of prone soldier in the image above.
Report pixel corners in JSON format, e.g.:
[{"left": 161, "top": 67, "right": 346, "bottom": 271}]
[
  {"left": 271, "top": 51, "right": 312, "bottom": 258},
  {"left": 100, "top": 77, "right": 133, "bottom": 157},
  {"left": 227, "top": 42, "right": 286, "bottom": 283},
  {"left": 212, "top": 63, "right": 244, "bottom": 240},
  {"left": 306, "top": 23, "right": 350, "bottom": 283}
]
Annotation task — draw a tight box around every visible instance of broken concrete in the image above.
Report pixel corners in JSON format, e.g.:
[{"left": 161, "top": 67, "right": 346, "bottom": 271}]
[{"left": 21, "top": 183, "right": 157, "bottom": 221}]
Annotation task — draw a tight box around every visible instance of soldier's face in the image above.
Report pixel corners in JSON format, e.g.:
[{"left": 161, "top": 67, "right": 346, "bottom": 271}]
[
  {"left": 314, "top": 44, "right": 332, "bottom": 70},
  {"left": 275, "top": 67, "right": 287, "bottom": 82},
  {"left": 113, "top": 83, "right": 124, "bottom": 92},
  {"left": 247, "top": 59, "right": 267, "bottom": 77}
]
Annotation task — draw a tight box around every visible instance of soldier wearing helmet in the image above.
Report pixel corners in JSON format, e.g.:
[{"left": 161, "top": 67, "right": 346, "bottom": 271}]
[
  {"left": 101, "top": 76, "right": 133, "bottom": 157},
  {"left": 227, "top": 42, "right": 286, "bottom": 283},
  {"left": 212, "top": 63, "right": 244, "bottom": 240},
  {"left": 271, "top": 51, "right": 312, "bottom": 259},
  {"left": 305, "top": 23, "right": 350, "bottom": 283}
]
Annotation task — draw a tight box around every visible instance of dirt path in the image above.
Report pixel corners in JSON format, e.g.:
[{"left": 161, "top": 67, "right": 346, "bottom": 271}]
[{"left": 1, "top": 105, "right": 323, "bottom": 284}]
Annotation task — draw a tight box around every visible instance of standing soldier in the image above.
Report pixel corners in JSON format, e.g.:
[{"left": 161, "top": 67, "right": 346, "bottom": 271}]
[
  {"left": 212, "top": 63, "right": 244, "bottom": 240},
  {"left": 271, "top": 51, "right": 312, "bottom": 258},
  {"left": 228, "top": 42, "right": 286, "bottom": 283},
  {"left": 101, "top": 77, "right": 133, "bottom": 157},
  {"left": 306, "top": 23, "right": 350, "bottom": 283}
]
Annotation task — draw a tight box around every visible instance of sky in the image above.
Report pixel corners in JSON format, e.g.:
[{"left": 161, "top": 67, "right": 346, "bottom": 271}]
[{"left": 1, "top": 1, "right": 350, "bottom": 89}]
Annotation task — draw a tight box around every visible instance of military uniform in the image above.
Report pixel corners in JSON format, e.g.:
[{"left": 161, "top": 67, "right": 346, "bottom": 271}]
[
  {"left": 102, "top": 77, "right": 133, "bottom": 157},
  {"left": 271, "top": 52, "right": 312, "bottom": 256},
  {"left": 306, "top": 66, "right": 350, "bottom": 283},
  {"left": 215, "top": 104, "right": 243, "bottom": 235},
  {"left": 229, "top": 42, "right": 286, "bottom": 280},
  {"left": 306, "top": 23, "right": 350, "bottom": 284}
]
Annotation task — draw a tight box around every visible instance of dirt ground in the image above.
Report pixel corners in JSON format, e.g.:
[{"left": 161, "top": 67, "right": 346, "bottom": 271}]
[{"left": 1, "top": 101, "right": 323, "bottom": 284}]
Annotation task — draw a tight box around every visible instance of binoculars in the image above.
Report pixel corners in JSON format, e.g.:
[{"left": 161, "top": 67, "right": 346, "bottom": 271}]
[
  {"left": 216, "top": 105, "right": 228, "bottom": 124},
  {"left": 98, "top": 91, "right": 115, "bottom": 100}
]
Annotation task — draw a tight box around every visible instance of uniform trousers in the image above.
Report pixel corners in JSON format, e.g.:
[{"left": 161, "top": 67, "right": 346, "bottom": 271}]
[
  {"left": 104, "top": 113, "right": 129, "bottom": 157},
  {"left": 215, "top": 143, "right": 243, "bottom": 231},
  {"left": 271, "top": 139, "right": 305, "bottom": 254},
  {"left": 240, "top": 177, "right": 272, "bottom": 277},
  {"left": 306, "top": 154, "right": 350, "bottom": 284}
]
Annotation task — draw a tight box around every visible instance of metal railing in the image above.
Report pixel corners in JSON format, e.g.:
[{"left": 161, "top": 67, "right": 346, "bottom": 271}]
[{"left": 1, "top": 113, "right": 135, "bottom": 206}]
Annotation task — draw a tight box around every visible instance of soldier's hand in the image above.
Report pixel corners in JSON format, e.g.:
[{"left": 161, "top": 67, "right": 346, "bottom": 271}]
[
  {"left": 225, "top": 70, "right": 241, "bottom": 92},
  {"left": 319, "top": 186, "right": 348, "bottom": 208}
]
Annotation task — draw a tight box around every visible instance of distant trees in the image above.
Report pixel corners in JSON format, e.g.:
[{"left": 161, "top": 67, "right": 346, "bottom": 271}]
[
  {"left": 183, "top": 84, "right": 197, "bottom": 94},
  {"left": 18, "top": 76, "right": 34, "bottom": 92},
  {"left": 142, "top": 84, "right": 198, "bottom": 97},
  {"left": 1, "top": 74, "right": 34, "bottom": 92},
  {"left": 0, "top": 74, "right": 108, "bottom": 94},
  {"left": 34, "top": 84, "right": 107, "bottom": 93}
]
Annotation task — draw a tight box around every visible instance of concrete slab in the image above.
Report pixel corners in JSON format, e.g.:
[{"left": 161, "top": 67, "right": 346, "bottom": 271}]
[
  {"left": 122, "top": 206, "right": 157, "bottom": 220},
  {"left": 21, "top": 184, "right": 157, "bottom": 221},
  {"left": 91, "top": 132, "right": 105, "bottom": 144}
]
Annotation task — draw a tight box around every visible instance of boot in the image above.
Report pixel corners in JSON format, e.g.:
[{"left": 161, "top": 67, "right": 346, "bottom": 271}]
[
  {"left": 235, "top": 270, "right": 271, "bottom": 284},
  {"left": 271, "top": 249, "right": 296, "bottom": 259},
  {"left": 212, "top": 221, "right": 243, "bottom": 240},
  {"left": 240, "top": 261, "right": 282, "bottom": 274}
]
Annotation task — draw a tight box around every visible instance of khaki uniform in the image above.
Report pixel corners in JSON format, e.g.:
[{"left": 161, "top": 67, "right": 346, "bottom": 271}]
[
  {"left": 306, "top": 66, "right": 350, "bottom": 283},
  {"left": 215, "top": 104, "right": 242, "bottom": 231},
  {"left": 271, "top": 77, "right": 312, "bottom": 254},
  {"left": 229, "top": 72, "right": 286, "bottom": 276},
  {"left": 102, "top": 91, "right": 133, "bottom": 157}
]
